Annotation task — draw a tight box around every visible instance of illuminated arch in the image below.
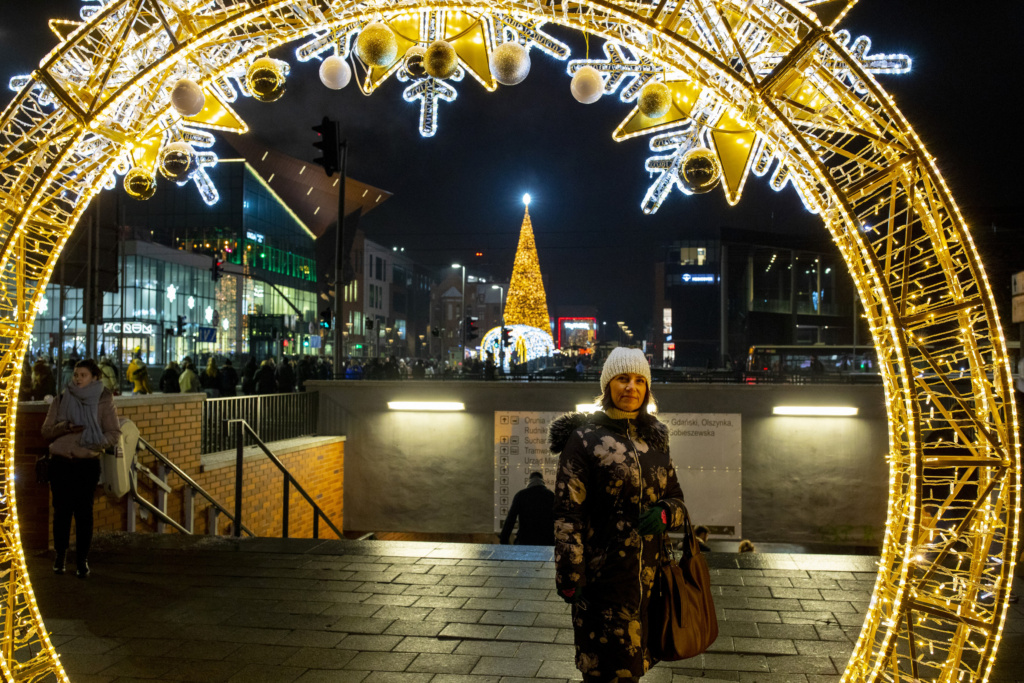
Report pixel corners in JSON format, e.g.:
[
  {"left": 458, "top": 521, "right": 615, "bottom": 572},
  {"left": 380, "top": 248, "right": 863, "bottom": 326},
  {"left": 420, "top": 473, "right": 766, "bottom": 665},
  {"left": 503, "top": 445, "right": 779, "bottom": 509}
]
[{"left": 0, "top": 1, "right": 1018, "bottom": 680}]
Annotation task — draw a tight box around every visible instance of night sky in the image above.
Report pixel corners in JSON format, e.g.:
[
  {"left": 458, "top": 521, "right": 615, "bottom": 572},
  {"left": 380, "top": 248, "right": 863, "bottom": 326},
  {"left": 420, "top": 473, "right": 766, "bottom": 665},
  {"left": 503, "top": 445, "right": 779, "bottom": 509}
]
[{"left": 2, "top": 1, "right": 1021, "bottom": 332}]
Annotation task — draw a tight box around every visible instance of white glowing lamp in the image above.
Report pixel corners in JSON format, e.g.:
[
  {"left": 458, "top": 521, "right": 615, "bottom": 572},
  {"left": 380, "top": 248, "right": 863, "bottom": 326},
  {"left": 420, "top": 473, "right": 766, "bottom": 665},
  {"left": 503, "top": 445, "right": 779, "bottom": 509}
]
[{"left": 523, "top": 193, "right": 531, "bottom": 206}]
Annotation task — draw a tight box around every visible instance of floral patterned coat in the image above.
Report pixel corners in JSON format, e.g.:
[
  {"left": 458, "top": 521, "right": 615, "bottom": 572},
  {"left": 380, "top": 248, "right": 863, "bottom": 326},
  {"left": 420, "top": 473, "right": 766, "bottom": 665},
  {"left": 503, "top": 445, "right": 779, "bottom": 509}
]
[{"left": 550, "top": 411, "right": 687, "bottom": 679}]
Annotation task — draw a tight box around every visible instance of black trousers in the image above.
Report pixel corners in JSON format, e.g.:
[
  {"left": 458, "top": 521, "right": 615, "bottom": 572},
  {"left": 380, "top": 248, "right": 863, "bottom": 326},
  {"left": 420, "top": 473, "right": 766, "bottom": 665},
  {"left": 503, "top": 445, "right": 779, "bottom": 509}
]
[{"left": 49, "top": 456, "right": 101, "bottom": 560}]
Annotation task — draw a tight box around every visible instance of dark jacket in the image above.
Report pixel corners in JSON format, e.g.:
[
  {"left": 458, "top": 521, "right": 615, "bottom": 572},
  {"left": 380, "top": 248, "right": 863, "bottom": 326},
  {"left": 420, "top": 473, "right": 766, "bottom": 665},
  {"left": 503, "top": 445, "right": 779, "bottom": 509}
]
[
  {"left": 159, "top": 367, "right": 181, "bottom": 393},
  {"left": 276, "top": 361, "right": 296, "bottom": 393},
  {"left": 550, "top": 411, "right": 686, "bottom": 679},
  {"left": 220, "top": 365, "right": 239, "bottom": 397},
  {"left": 255, "top": 364, "right": 277, "bottom": 394},
  {"left": 499, "top": 478, "right": 555, "bottom": 545}
]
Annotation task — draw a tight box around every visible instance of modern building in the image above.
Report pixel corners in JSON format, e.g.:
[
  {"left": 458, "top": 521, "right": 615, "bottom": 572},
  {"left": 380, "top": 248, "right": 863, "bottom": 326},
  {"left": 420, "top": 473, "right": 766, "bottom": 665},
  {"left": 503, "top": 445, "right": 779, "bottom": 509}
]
[
  {"left": 652, "top": 228, "right": 868, "bottom": 368},
  {"left": 30, "top": 141, "right": 391, "bottom": 373}
]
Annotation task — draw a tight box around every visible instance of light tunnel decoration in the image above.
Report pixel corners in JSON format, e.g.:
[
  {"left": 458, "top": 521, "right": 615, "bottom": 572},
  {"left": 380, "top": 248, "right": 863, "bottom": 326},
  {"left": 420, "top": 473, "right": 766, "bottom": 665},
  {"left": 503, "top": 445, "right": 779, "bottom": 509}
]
[
  {"left": 0, "top": 0, "right": 1017, "bottom": 680},
  {"left": 480, "top": 324, "right": 555, "bottom": 372}
]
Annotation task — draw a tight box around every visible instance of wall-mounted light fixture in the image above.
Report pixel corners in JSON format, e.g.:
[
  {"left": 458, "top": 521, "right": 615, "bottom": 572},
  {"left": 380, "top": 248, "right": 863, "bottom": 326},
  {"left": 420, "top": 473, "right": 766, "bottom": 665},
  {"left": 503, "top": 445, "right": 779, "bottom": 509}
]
[
  {"left": 387, "top": 401, "right": 465, "bottom": 411},
  {"left": 772, "top": 406, "right": 858, "bottom": 416},
  {"left": 576, "top": 404, "right": 600, "bottom": 413}
]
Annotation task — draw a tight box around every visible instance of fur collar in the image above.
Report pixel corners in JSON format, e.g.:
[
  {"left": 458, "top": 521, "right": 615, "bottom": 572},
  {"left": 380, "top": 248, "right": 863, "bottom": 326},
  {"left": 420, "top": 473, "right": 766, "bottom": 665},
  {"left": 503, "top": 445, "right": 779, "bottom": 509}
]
[{"left": 548, "top": 411, "right": 669, "bottom": 453}]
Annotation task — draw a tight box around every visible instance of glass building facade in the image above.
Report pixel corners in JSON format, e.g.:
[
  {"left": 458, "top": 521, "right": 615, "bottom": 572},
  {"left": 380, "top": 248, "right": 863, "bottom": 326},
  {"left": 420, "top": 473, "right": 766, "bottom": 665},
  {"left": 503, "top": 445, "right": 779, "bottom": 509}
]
[{"left": 30, "top": 160, "right": 323, "bottom": 367}]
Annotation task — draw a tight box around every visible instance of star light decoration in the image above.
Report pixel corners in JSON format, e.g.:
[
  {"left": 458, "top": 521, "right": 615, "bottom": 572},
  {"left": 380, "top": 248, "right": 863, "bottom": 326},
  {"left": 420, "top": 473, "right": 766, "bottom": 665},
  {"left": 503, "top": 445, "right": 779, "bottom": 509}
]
[
  {"left": 295, "top": 10, "right": 568, "bottom": 137},
  {"left": 564, "top": 37, "right": 910, "bottom": 214},
  {"left": 6, "top": 3, "right": 906, "bottom": 213}
]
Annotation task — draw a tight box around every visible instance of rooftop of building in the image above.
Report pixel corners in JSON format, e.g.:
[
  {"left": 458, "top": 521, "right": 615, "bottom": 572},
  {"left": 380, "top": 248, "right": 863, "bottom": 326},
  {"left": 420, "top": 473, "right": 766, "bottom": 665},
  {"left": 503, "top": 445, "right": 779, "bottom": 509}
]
[{"left": 227, "top": 136, "right": 392, "bottom": 238}]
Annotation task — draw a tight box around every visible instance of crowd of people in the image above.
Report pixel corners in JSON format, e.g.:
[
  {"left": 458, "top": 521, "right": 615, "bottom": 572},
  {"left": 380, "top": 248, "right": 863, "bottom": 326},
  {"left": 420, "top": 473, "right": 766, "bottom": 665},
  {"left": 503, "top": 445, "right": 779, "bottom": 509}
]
[
  {"left": 21, "top": 352, "right": 341, "bottom": 400},
  {"left": 22, "top": 351, "right": 595, "bottom": 400}
]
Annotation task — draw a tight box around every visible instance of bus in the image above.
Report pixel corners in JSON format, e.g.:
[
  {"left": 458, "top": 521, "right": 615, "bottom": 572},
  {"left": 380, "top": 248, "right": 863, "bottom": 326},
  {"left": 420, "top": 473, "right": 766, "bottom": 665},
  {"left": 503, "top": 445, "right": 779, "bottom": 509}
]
[{"left": 746, "top": 345, "right": 878, "bottom": 380}]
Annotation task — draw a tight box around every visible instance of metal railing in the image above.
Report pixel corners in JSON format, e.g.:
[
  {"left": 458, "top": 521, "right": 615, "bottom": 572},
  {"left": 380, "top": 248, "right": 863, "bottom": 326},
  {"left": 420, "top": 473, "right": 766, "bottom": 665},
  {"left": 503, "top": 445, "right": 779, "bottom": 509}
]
[
  {"left": 202, "top": 392, "right": 318, "bottom": 454},
  {"left": 131, "top": 436, "right": 255, "bottom": 537},
  {"left": 227, "top": 419, "right": 343, "bottom": 540}
]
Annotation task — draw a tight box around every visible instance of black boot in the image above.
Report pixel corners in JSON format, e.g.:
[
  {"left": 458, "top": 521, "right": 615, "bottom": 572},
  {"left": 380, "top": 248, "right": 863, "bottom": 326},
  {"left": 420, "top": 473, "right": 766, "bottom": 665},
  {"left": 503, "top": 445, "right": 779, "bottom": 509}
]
[
  {"left": 76, "top": 559, "right": 89, "bottom": 579},
  {"left": 53, "top": 551, "right": 66, "bottom": 575}
]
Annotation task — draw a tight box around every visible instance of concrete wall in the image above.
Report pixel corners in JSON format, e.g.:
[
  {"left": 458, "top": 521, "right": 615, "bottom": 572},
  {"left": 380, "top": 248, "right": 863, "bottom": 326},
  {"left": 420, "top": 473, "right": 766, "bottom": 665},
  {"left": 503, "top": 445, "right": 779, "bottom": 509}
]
[{"left": 309, "top": 380, "right": 890, "bottom": 547}]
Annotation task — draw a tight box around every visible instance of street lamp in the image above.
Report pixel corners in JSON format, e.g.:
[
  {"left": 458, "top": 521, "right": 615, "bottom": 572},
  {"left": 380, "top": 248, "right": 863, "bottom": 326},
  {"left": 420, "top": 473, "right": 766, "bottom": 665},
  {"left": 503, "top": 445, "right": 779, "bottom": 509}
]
[
  {"left": 452, "top": 263, "right": 466, "bottom": 362},
  {"left": 492, "top": 284, "right": 505, "bottom": 373}
]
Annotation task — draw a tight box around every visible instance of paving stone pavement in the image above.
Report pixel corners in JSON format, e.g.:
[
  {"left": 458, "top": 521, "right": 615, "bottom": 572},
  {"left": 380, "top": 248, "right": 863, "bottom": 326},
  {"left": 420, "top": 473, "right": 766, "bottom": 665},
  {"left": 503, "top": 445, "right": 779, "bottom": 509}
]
[{"left": 25, "top": 535, "right": 1024, "bottom": 682}]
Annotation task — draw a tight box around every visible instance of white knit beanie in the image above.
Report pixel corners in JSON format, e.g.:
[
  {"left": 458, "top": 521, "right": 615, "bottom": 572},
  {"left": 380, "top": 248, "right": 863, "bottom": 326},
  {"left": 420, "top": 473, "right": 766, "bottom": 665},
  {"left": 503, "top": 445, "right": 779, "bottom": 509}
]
[{"left": 600, "top": 347, "right": 651, "bottom": 396}]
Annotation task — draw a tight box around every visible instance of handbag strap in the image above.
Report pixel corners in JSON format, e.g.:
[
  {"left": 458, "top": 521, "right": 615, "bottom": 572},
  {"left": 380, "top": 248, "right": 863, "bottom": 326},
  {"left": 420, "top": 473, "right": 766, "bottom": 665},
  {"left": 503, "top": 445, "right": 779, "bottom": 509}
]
[{"left": 660, "top": 503, "right": 700, "bottom": 564}]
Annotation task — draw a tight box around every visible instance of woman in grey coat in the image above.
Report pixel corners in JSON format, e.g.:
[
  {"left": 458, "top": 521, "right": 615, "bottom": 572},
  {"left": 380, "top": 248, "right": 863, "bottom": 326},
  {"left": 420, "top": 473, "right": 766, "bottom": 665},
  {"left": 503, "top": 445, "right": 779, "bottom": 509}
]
[{"left": 42, "top": 359, "right": 122, "bottom": 578}]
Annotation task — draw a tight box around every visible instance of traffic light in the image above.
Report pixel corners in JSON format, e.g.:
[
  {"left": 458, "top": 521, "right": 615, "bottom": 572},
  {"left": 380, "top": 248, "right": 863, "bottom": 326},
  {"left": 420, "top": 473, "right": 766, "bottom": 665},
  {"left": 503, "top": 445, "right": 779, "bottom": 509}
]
[
  {"left": 430, "top": 326, "right": 440, "bottom": 338},
  {"left": 366, "top": 319, "right": 374, "bottom": 330},
  {"left": 312, "top": 116, "right": 340, "bottom": 177},
  {"left": 176, "top": 315, "right": 186, "bottom": 336},
  {"left": 501, "top": 326, "right": 512, "bottom": 347},
  {"left": 465, "top": 316, "right": 479, "bottom": 341},
  {"left": 319, "top": 308, "right": 331, "bottom": 329},
  {"left": 210, "top": 252, "right": 224, "bottom": 281}
]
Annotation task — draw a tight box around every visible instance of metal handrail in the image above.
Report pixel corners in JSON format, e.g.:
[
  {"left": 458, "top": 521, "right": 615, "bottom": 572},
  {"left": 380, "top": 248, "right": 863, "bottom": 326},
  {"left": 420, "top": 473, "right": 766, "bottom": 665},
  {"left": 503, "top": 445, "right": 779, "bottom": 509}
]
[
  {"left": 135, "top": 436, "right": 256, "bottom": 537},
  {"left": 226, "top": 419, "right": 343, "bottom": 540}
]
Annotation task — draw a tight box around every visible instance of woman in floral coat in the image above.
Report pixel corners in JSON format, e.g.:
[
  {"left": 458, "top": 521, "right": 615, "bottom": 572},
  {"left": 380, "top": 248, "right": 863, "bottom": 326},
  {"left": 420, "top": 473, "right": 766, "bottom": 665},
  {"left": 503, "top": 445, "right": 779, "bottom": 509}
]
[{"left": 551, "top": 347, "right": 687, "bottom": 682}]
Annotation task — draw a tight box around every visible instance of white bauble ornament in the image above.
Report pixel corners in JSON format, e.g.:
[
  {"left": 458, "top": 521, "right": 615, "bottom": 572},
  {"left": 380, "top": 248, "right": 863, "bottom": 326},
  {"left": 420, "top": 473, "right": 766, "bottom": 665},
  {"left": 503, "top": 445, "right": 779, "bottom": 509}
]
[
  {"left": 319, "top": 56, "right": 352, "bottom": 90},
  {"left": 570, "top": 66, "right": 603, "bottom": 104},
  {"left": 158, "top": 141, "right": 196, "bottom": 181},
  {"left": 490, "top": 42, "right": 531, "bottom": 86},
  {"left": 357, "top": 22, "right": 398, "bottom": 67},
  {"left": 170, "top": 78, "right": 205, "bottom": 117}
]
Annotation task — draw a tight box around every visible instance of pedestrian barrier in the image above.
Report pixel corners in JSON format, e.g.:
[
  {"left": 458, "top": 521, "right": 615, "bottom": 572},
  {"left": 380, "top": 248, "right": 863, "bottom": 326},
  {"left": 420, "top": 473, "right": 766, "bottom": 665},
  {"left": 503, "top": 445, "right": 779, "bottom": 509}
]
[{"left": 201, "top": 391, "right": 318, "bottom": 454}]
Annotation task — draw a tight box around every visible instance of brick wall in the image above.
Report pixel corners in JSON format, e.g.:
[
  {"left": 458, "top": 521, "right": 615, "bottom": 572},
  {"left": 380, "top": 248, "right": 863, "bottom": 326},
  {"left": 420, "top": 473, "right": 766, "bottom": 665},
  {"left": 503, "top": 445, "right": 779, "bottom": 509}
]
[{"left": 15, "top": 394, "right": 343, "bottom": 549}]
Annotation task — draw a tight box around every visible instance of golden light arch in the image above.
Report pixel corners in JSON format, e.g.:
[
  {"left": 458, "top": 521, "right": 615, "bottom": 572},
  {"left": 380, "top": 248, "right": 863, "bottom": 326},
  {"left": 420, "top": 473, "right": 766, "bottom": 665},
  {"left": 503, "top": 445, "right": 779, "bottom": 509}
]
[{"left": 0, "top": 0, "right": 1019, "bottom": 680}]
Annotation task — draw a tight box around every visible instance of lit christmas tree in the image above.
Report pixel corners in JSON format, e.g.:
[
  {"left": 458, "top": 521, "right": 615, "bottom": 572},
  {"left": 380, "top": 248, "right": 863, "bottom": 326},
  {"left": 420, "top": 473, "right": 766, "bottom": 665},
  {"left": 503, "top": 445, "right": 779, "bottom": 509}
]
[{"left": 504, "top": 196, "right": 551, "bottom": 333}]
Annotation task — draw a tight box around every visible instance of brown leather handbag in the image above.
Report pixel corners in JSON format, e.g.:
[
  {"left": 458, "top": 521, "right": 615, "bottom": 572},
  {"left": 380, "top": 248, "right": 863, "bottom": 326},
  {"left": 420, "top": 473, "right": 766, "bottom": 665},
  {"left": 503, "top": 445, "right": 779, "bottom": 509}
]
[{"left": 648, "top": 508, "right": 718, "bottom": 661}]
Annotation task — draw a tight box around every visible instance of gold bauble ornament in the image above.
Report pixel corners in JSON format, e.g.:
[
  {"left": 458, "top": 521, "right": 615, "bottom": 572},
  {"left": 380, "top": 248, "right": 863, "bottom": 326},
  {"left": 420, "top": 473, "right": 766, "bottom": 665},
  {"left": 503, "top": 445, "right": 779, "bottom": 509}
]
[
  {"left": 490, "top": 42, "right": 531, "bottom": 86},
  {"left": 124, "top": 169, "right": 156, "bottom": 200},
  {"left": 678, "top": 147, "right": 721, "bottom": 194},
  {"left": 404, "top": 46, "right": 427, "bottom": 79},
  {"left": 247, "top": 57, "right": 287, "bottom": 102},
  {"left": 424, "top": 40, "right": 457, "bottom": 79},
  {"left": 357, "top": 22, "right": 398, "bottom": 67},
  {"left": 638, "top": 82, "right": 672, "bottom": 119},
  {"left": 157, "top": 141, "right": 195, "bottom": 182}
]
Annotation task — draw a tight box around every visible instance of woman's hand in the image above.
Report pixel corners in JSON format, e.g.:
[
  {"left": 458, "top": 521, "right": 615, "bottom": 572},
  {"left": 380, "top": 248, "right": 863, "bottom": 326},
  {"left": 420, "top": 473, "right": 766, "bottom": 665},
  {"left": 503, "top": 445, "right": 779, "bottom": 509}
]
[{"left": 638, "top": 504, "right": 668, "bottom": 535}]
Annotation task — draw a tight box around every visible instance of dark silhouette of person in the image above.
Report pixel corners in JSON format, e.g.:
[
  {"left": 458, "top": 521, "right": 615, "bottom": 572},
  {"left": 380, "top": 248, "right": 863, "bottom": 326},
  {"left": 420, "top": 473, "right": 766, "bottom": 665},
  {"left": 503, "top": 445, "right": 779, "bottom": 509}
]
[{"left": 499, "top": 472, "right": 555, "bottom": 546}]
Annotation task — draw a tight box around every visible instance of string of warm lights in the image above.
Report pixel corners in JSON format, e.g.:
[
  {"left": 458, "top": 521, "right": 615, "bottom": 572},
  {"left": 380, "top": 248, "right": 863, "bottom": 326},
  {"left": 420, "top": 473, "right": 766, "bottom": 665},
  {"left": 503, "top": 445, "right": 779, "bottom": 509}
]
[
  {"left": 503, "top": 198, "right": 552, "bottom": 335},
  {"left": 0, "top": 1, "right": 1017, "bottom": 681}
]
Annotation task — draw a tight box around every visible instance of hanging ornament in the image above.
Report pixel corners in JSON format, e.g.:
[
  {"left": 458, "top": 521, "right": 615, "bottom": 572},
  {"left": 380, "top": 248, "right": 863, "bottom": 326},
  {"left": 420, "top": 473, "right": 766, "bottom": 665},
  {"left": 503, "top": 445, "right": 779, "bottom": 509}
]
[
  {"left": 319, "top": 55, "right": 352, "bottom": 90},
  {"left": 490, "top": 42, "right": 531, "bottom": 86},
  {"left": 424, "top": 40, "right": 457, "bottom": 79},
  {"left": 170, "top": 78, "right": 205, "bottom": 117},
  {"left": 678, "top": 147, "right": 721, "bottom": 194},
  {"left": 356, "top": 22, "right": 398, "bottom": 67},
  {"left": 638, "top": 82, "right": 672, "bottom": 119},
  {"left": 741, "top": 100, "right": 760, "bottom": 123},
  {"left": 124, "top": 168, "right": 157, "bottom": 200},
  {"left": 247, "top": 57, "right": 287, "bottom": 102},
  {"left": 404, "top": 46, "right": 428, "bottom": 79},
  {"left": 570, "top": 66, "right": 603, "bottom": 104},
  {"left": 157, "top": 141, "right": 196, "bottom": 181}
]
